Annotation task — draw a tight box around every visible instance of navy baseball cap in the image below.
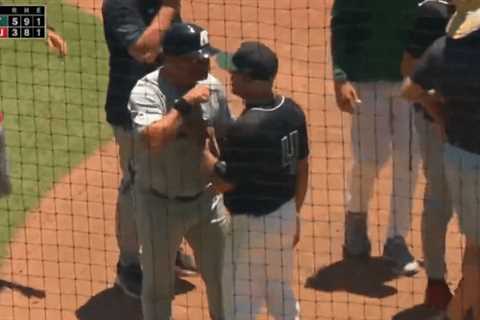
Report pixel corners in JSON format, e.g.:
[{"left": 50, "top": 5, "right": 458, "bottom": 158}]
[
  {"left": 162, "top": 23, "right": 220, "bottom": 58},
  {"left": 216, "top": 41, "right": 279, "bottom": 81}
]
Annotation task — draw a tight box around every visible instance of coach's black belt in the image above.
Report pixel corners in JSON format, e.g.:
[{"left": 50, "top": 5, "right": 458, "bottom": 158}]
[{"left": 150, "top": 188, "right": 204, "bottom": 202}]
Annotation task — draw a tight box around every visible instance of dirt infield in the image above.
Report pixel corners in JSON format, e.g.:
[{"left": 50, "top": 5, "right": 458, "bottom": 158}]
[{"left": 0, "top": 0, "right": 468, "bottom": 319}]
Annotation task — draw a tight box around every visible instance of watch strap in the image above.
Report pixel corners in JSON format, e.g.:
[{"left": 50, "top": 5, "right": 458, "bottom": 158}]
[{"left": 173, "top": 97, "right": 193, "bottom": 115}]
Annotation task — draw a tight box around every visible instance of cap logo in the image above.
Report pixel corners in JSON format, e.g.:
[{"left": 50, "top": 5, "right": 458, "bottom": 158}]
[{"left": 200, "top": 30, "right": 209, "bottom": 47}]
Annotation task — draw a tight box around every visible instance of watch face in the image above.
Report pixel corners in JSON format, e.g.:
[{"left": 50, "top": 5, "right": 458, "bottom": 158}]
[{"left": 173, "top": 97, "right": 192, "bottom": 115}]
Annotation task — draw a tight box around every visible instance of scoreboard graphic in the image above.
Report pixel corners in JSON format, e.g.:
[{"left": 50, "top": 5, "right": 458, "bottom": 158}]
[{"left": 0, "top": 5, "right": 46, "bottom": 39}]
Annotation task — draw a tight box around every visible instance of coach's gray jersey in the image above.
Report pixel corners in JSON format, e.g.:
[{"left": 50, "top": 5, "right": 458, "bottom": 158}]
[{"left": 128, "top": 69, "right": 233, "bottom": 197}]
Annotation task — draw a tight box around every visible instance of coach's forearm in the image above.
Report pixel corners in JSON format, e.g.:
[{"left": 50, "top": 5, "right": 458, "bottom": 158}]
[
  {"left": 295, "top": 159, "right": 309, "bottom": 213},
  {"left": 142, "top": 108, "right": 182, "bottom": 152},
  {"left": 400, "top": 52, "right": 418, "bottom": 77},
  {"left": 331, "top": 13, "right": 349, "bottom": 82},
  {"left": 128, "top": 0, "right": 180, "bottom": 63}
]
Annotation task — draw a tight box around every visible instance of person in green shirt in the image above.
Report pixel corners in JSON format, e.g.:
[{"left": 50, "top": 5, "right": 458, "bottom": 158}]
[{"left": 331, "top": 0, "right": 420, "bottom": 275}]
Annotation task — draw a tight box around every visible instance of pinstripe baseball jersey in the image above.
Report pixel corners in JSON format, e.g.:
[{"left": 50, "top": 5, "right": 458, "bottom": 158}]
[{"left": 128, "top": 69, "right": 233, "bottom": 197}]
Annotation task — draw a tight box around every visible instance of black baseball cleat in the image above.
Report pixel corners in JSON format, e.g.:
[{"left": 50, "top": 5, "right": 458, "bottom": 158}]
[
  {"left": 115, "top": 262, "right": 142, "bottom": 299},
  {"left": 343, "top": 211, "right": 371, "bottom": 261},
  {"left": 383, "top": 236, "right": 419, "bottom": 276}
]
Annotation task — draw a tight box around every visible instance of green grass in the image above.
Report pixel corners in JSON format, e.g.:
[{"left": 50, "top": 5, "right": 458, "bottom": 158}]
[{"left": 0, "top": 1, "right": 112, "bottom": 258}]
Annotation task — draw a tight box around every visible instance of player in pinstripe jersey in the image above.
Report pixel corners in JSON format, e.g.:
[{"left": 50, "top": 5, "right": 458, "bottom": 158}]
[
  {"left": 102, "top": 0, "right": 198, "bottom": 299},
  {"left": 128, "top": 22, "right": 232, "bottom": 320}
]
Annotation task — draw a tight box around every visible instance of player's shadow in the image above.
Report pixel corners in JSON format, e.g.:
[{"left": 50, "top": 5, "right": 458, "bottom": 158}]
[
  {"left": 76, "top": 278, "right": 195, "bottom": 320},
  {"left": 0, "top": 278, "right": 45, "bottom": 298},
  {"left": 392, "top": 304, "right": 443, "bottom": 320},
  {"left": 305, "top": 257, "right": 399, "bottom": 299}
]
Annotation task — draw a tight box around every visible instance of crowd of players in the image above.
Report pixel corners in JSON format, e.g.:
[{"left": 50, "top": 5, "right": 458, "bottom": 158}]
[{"left": 32, "top": 0, "right": 480, "bottom": 319}]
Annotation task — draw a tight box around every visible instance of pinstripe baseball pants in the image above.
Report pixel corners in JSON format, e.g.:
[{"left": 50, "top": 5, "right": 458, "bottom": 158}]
[
  {"left": 113, "top": 126, "right": 140, "bottom": 267},
  {"left": 346, "top": 81, "right": 420, "bottom": 239},
  {"left": 222, "top": 199, "right": 299, "bottom": 320},
  {"left": 135, "top": 189, "right": 230, "bottom": 320}
]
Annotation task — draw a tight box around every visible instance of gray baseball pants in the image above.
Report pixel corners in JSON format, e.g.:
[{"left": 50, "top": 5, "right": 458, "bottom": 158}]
[
  {"left": 414, "top": 111, "right": 453, "bottom": 280},
  {"left": 134, "top": 188, "right": 230, "bottom": 320},
  {"left": 113, "top": 126, "right": 140, "bottom": 267}
]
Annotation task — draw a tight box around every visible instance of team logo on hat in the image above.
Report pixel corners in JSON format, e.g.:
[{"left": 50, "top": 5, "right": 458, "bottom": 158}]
[{"left": 200, "top": 30, "right": 209, "bottom": 47}]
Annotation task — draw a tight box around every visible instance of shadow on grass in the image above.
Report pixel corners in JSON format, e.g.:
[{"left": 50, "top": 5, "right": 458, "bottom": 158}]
[
  {"left": 0, "top": 278, "right": 45, "bottom": 298},
  {"left": 76, "top": 278, "right": 195, "bottom": 320},
  {"left": 305, "top": 257, "right": 399, "bottom": 299}
]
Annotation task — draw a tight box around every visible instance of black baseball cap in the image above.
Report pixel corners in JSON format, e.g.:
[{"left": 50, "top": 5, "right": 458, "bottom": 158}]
[
  {"left": 216, "top": 41, "right": 278, "bottom": 81},
  {"left": 162, "top": 23, "right": 220, "bottom": 58}
]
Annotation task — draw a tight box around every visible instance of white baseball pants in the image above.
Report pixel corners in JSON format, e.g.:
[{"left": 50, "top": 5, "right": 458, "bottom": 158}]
[
  {"left": 222, "top": 199, "right": 299, "bottom": 320},
  {"left": 346, "top": 81, "right": 419, "bottom": 239}
]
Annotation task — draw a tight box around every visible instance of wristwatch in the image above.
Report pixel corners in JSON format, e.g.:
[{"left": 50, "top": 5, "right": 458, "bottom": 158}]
[
  {"left": 173, "top": 97, "right": 193, "bottom": 116},
  {"left": 214, "top": 160, "right": 228, "bottom": 180}
]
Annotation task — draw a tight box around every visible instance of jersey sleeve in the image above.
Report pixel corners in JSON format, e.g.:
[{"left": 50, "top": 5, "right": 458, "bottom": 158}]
[
  {"left": 102, "top": 0, "right": 146, "bottom": 50},
  {"left": 330, "top": 0, "right": 366, "bottom": 82},
  {"left": 330, "top": 0, "right": 350, "bottom": 82},
  {"left": 411, "top": 38, "right": 441, "bottom": 91},
  {"left": 128, "top": 76, "right": 167, "bottom": 131}
]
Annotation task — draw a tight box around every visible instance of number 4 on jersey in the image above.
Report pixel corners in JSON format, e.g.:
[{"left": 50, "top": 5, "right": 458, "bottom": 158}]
[{"left": 281, "top": 130, "right": 299, "bottom": 174}]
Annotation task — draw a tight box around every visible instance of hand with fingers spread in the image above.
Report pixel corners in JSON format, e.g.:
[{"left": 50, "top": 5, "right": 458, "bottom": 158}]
[{"left": 334, "top": 80, "right": 361, "bottom": 113}]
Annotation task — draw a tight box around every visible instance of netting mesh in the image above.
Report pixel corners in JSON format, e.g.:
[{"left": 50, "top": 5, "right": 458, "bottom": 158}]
[{"left": 0, "top": 0, "right": 471, "bottom": 319}]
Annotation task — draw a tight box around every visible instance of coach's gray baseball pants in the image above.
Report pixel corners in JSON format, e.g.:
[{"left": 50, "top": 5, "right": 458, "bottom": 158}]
[
  {"left": 135, "top": 188, "right": 230, "bottom": 320},
  {"left": 113, "top": 126, "right": 140, "bottom": 267},
  {"left": 414, "top": 111, "right": 453, "bottom": 280}
]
